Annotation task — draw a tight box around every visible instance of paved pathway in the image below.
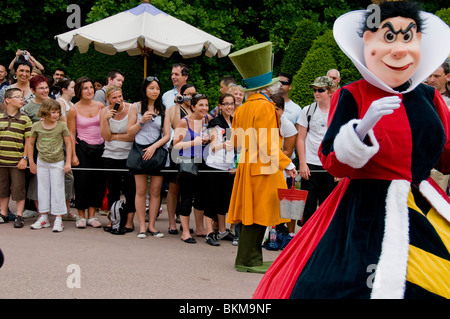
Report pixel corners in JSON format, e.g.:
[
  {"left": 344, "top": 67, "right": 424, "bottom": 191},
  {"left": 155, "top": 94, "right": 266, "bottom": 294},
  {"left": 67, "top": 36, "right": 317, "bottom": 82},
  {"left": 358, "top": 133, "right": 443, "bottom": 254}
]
[{"left": 0, "top": 202, "right": 284, "bottom": 299}]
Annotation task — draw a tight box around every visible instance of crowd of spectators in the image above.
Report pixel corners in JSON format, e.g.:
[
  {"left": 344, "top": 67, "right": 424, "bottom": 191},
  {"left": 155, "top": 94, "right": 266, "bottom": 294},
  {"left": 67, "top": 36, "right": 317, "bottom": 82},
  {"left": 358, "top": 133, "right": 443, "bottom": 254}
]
[{"left": 1, "top": 50, "right": 449, "bottom": 247}]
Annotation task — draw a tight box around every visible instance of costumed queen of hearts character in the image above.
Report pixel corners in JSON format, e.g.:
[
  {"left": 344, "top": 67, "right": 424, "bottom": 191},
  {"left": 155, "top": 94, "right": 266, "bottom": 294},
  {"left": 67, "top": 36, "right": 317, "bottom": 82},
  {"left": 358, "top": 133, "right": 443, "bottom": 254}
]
[{"left": 254, "top": 0, "right": 450, "bottom": 299}]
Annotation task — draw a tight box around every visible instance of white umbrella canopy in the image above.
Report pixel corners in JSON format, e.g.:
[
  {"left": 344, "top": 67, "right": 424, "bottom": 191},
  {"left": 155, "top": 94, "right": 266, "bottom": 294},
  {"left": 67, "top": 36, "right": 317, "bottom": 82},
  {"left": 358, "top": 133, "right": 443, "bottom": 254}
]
[{"left": 55, "top": 0, "right": 232, "bottom": 76}]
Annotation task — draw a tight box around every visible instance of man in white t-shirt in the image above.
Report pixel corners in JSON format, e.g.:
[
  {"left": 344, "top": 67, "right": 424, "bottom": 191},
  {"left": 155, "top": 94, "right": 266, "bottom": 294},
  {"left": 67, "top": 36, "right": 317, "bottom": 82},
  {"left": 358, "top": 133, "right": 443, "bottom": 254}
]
[
  {"left": 296, "top": 76, "right": 338, "bottom": 225},
  {"left": 162, "top": 63, "right": 189, "bottom": 110},
  {"left": 277, "top": 72, "right": 302, "bottom": 127}
]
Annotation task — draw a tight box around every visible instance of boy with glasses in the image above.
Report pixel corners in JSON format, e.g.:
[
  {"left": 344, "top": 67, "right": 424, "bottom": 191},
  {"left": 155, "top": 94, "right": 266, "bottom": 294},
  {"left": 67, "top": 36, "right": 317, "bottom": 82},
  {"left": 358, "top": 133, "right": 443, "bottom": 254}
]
[{"left": 0, "top": 88, "right": 32, "bottom": 227}]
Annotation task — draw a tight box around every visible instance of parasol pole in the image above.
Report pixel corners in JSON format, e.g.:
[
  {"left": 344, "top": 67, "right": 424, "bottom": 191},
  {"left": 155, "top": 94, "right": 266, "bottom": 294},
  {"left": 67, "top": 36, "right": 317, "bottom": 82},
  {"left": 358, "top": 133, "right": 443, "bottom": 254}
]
[
  {"left": 144, "top": 55, "right": 148, "bottom": 78},
  {"left": 138, "top": 42, "right": 151, "bottom": 79},
  {"left": 142, "top": 0, "right": 151, "bottom": 78}
]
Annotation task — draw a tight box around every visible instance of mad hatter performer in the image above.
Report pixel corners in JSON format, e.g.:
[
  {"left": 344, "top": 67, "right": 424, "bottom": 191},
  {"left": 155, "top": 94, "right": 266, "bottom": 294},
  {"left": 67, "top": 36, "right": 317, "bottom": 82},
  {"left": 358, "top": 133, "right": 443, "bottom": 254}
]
[
  {"left": 254, "top": 1, "right": 450, "bottom": 298},
  {"left": 226, "top": 42, "right": 298, "bottom": 274}
]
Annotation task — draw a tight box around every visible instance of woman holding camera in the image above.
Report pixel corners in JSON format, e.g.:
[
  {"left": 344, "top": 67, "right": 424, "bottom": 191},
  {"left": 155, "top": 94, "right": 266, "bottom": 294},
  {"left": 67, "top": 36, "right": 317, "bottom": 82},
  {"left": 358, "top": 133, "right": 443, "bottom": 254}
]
[
  {"left": 100, "top": 85, "right": 136, "bottom": 234},
  {"left": 172, "top": 93, "right": 212, "bottom": 243},
  {"left": 0, "top": 59, "right": 34, "bottom": 108},
  {"left": 127, "top": 76, "right": 170, "bottom": 239},
  {"left": 165, "top": 83, "right": 196, "bottom": 234}
]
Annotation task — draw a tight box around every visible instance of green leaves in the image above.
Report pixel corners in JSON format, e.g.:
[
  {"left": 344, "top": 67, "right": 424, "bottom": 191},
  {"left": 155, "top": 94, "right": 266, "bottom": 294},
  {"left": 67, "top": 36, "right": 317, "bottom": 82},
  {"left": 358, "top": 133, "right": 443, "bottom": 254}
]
[{"left": 2, "top": 0, "right": 447, "bottom": 108}]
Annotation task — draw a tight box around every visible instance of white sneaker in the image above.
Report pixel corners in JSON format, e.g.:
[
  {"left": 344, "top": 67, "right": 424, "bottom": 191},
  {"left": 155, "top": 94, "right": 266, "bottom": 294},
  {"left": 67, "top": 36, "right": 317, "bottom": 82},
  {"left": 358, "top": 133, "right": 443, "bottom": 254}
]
[
  {"left": 52, "top": 219, "right": 64, "bottom": 232},
  {"left": 75, "top": 217, "right": 86, "bottom": 228},
  {"left": 30, "top": 216, "right": 50, "bottom": 229},
  {"left": 87, "top": 217, "right": 102, "bottom": 228},
  {"left": 23, "top": 209, "right": 38, "bottom": 219}
]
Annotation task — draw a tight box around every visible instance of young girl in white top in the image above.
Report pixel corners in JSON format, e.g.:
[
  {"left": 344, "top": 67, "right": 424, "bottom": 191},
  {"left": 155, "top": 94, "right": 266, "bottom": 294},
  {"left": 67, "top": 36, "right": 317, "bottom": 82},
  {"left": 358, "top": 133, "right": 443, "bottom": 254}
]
[
  {"left": 54, "top": 78, "right": 75, "bottom": 121},
  {"left": 29, "top": 99, "right": 72, "bottom": 232},
  {"left": 54, "top": 78, "right": 77, "bottom": 221}
]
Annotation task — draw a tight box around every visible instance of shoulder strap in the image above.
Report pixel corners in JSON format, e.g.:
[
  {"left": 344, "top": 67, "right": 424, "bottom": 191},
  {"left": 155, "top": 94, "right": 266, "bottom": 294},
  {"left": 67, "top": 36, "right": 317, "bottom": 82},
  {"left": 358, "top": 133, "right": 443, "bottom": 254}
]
[
  {"left": 306, "top": 102, "right": 318, "bottom": 132},
  {"left": 159, "top": 107, "right": 165, "bottom": 138}
]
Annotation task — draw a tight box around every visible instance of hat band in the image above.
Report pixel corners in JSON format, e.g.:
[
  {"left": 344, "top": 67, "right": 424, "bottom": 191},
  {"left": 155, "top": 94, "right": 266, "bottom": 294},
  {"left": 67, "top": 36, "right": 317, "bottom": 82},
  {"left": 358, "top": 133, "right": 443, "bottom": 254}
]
[{"left": 242, "top": 71, "right": 273, "bottom": 89}]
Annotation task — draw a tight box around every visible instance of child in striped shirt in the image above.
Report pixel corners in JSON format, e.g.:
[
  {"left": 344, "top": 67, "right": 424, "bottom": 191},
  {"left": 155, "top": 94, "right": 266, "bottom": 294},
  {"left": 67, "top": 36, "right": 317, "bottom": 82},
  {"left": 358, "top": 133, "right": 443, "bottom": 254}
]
[{"left": 0, "top": 88, "right": 32, "bottom": 228}]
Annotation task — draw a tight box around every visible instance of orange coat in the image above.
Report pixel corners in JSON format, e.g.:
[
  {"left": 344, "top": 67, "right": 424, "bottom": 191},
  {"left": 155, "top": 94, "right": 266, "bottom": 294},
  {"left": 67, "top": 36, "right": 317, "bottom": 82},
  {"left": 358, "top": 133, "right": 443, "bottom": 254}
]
[{"left": 227, "top": 93, "right": 292, "bottom": 226}]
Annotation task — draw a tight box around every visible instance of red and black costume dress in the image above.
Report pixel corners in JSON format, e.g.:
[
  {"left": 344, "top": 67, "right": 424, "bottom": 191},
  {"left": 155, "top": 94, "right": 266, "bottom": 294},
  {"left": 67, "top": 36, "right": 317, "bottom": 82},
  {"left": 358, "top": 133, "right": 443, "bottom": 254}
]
[{"left": 254, "top": 79, "right": 450, "bottom": 299}]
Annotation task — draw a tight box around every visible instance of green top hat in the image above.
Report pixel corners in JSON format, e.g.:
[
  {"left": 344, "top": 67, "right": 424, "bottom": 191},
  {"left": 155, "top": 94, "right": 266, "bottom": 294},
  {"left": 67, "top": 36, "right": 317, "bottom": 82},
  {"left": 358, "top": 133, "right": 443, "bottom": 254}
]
[{"left": 229, "top": 42, "right": 279, "bottom": 92}]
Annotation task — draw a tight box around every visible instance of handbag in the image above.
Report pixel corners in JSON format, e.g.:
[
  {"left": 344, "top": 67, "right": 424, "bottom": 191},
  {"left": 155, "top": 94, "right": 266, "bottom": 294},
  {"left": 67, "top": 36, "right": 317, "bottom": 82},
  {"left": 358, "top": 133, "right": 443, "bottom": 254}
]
[
  {"left": 126, "top": 141, "right": 168, "bottom": 173},
  {"left": 126, "top": 109, "right": 167, "bottom": 173},
  {"left": 177, "top": 156, "right": 199, "bottom": 179}
]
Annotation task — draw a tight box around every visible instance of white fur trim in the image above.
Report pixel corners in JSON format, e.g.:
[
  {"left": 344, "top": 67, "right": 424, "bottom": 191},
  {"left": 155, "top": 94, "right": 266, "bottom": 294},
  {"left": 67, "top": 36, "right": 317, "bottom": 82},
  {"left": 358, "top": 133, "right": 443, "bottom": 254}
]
[
  {"left": 419, "top": 180, "right": 450, "bottom": 223},
  {"left": 334, "top": 119, "right": 380, "bottom": 169},
  {"left": 371, "top": 180, "right": 410, "bottom": 299}
]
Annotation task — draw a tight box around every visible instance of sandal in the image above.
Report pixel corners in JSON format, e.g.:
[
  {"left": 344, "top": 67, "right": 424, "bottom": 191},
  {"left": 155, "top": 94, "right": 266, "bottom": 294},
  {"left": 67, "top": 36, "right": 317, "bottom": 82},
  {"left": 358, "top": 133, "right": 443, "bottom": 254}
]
[
  {"left": 123, "top": 226, "right": 134, "bottom": 233},
  {"left": 0, "top": 214, "right": 9, "bottom": 224},
  {"left": 182, "top": 237, "right": 196, "bottom": 244}
]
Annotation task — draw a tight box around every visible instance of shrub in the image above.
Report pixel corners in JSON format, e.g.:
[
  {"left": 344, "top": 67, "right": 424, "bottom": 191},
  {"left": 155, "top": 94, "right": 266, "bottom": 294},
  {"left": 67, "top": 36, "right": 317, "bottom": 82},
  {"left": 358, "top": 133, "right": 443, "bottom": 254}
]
[
  {"left": 290, "top": 29, "right": 361, "bottom": 107},
  {"left": 280, "top": 19, "right": 319, "bottom": 75}
]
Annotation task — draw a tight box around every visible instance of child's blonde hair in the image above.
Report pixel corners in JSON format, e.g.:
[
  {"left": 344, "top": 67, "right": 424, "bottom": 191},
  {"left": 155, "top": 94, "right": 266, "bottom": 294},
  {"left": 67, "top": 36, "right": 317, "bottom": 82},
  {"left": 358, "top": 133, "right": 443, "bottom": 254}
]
[{"left": 38, "top": 98, "right": 61, "bottom": 118}]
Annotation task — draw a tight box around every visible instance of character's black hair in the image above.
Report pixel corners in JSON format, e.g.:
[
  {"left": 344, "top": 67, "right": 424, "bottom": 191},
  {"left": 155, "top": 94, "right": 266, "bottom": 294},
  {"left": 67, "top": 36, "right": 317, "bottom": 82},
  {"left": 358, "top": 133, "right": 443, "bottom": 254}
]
[{"left": 359, "top": 1, "right": 424, "bottom": 36}]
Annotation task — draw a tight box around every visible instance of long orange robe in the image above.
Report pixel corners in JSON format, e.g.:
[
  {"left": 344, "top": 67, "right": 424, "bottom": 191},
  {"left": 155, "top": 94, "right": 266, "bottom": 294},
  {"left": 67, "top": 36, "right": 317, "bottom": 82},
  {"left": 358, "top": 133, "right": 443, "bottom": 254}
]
[{"left": 227, "top": 93, "right": 292, "bottom": 227}]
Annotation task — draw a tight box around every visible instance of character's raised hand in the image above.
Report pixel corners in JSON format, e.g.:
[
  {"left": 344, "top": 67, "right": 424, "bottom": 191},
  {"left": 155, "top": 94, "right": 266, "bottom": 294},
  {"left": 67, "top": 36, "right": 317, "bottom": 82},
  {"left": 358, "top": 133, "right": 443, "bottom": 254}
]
[{"left": 355, "top": 96, "right": 401, "bottom": 141}]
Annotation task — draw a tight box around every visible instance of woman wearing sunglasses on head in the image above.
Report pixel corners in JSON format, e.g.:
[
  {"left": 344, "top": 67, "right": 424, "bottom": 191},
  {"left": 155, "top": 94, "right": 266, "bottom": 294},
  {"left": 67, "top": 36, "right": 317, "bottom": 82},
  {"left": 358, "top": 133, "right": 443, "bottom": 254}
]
[
  {"left": 172, "top": 93, "right": 212, "bottom": 243},
  {"left": 295, "top": 76, "right": 339, "bottom": 226},
  {"left": 127, "top": 76, "right": 171, "bottom": 239}
]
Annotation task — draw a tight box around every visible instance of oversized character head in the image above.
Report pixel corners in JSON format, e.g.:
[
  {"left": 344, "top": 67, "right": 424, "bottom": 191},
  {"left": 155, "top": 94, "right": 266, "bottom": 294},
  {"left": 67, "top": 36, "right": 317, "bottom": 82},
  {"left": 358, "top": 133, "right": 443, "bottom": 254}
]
[
  {"left": 361, "top": 1, "right": 423, "bottom": 88},
  {"left": 333, "top": 0, "right": 450, "bottom": 94}
]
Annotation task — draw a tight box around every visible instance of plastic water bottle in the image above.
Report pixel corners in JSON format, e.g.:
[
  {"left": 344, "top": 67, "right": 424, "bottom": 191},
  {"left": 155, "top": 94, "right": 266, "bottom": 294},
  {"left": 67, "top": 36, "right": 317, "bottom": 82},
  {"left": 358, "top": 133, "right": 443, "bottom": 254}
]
[{"left": 268, "top": 226, "right": 278, "bottom": 249}]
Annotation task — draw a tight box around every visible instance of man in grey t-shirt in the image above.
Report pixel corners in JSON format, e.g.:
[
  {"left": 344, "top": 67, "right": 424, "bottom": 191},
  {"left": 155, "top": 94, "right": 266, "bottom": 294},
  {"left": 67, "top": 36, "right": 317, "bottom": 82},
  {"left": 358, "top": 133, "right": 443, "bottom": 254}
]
[{"left": 94, "top": 70, "right": 125, "bottom": 105}]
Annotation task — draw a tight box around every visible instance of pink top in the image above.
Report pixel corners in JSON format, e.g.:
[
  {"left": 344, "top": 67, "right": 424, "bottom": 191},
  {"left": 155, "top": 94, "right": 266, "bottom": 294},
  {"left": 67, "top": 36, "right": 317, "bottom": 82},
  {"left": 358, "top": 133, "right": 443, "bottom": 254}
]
[{"left": 74, "top": 105, "right": 104, "bottom": 145}]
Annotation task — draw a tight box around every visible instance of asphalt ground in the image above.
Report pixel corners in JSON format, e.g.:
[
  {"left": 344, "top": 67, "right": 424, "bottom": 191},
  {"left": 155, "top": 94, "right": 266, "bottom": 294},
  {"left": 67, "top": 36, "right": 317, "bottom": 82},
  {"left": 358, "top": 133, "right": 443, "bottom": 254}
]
[{"left": 0, "top": 200, "right": 285, "bottom": 300}]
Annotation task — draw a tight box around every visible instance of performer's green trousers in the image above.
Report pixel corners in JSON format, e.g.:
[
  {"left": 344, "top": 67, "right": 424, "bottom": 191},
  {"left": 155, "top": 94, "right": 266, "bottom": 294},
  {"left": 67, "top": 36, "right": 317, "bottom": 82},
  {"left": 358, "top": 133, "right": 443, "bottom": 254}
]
[{"left": 235, "top": 224, "right": 267, "bottom": 267}]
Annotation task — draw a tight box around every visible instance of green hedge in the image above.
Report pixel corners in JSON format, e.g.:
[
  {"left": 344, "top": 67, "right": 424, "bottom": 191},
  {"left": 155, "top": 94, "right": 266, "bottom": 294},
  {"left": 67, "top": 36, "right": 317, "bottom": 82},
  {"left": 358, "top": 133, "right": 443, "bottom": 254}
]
[
  {"left": 290, "top": 29, "right": 361, "bottom": 107},
  {"left": 280, "top": 19, "right": 320, "bottom": 75},
  {"left": 436, "top": 7, "right": 450, "bottom": 26}
]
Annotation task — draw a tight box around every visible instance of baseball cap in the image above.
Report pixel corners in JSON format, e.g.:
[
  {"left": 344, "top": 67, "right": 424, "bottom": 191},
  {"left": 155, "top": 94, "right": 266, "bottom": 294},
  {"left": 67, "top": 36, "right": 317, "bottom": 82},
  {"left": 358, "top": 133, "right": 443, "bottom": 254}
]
[{"left": 309, "top": 76, "right": 335, "bottom": 89}]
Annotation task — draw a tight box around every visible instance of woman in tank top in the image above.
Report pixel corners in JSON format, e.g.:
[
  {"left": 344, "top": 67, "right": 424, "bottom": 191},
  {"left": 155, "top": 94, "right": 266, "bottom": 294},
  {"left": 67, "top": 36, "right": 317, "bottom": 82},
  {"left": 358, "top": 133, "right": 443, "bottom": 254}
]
[
  {"left": 127, "top": 76, "right": 171, "bottom": 239},
  {"left": 67, "top": 76, "right": 106, "bottom": 229},
  {"left": 172, "top": 93, "right": 212, "bottom": 243},
  {"left": 165, "top": 83, "right": 196, "bottom": 235},
  {"left": 100, "top": 85, "right": 136, "bottom": 234}
]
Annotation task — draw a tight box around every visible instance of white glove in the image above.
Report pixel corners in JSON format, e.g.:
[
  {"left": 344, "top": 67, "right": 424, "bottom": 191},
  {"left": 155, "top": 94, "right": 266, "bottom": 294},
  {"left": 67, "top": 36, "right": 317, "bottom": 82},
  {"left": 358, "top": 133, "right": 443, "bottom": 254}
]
[{"left": 355, "top": 96, "right": 401, "bottom": 141}]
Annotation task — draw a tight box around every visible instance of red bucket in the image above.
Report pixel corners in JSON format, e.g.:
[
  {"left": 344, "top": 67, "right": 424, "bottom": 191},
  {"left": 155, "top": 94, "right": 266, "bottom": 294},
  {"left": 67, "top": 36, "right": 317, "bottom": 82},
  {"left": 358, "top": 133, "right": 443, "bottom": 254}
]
[{"left": 278, "top": 179, "right": 308, "bottom": 220}]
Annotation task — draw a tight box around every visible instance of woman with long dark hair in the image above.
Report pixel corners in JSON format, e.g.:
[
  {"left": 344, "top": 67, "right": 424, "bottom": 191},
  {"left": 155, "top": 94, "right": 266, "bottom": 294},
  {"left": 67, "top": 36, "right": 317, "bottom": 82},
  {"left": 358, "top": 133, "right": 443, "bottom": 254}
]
[{"left": 127, "top": 76, "right": 170, "bottom": 239}]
